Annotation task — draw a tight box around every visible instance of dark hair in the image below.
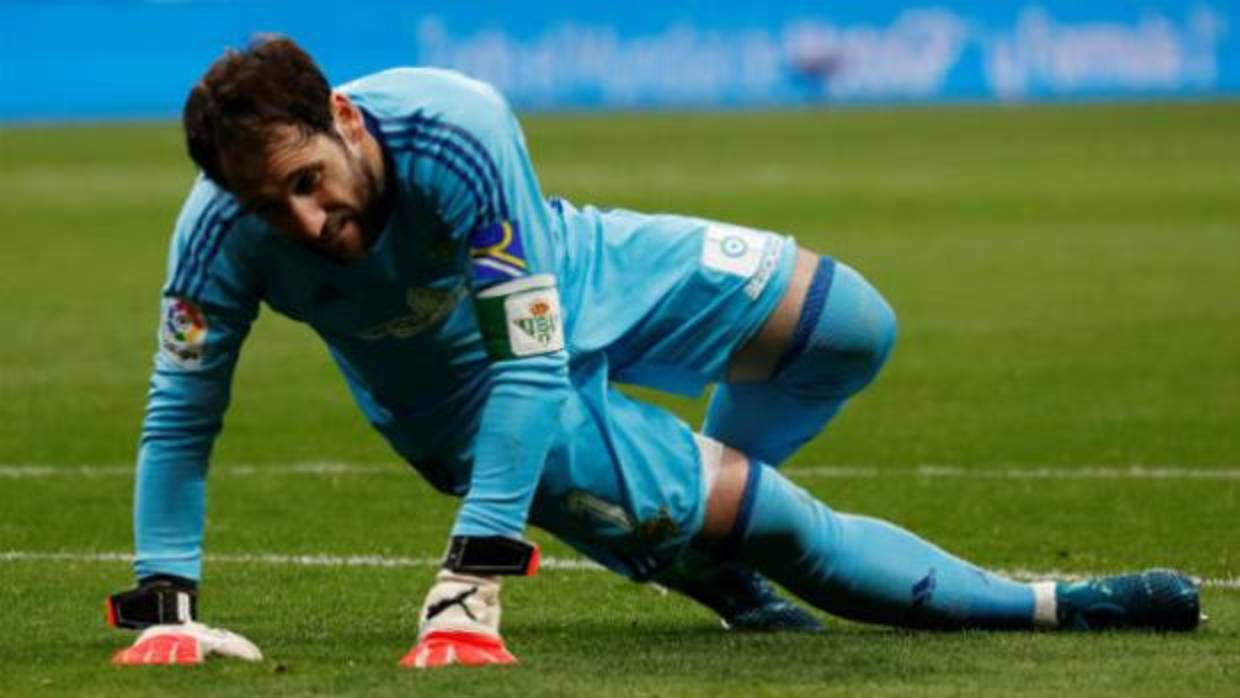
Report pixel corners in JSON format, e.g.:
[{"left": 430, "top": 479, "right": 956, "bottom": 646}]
[{"left": 183, "top": 35, "right": 333, "bottom": 187}]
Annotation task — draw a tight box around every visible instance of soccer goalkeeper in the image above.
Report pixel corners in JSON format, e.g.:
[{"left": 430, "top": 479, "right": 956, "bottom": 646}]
[{"left": 108, "top": 36, "right": 1202, "bottom": 667}]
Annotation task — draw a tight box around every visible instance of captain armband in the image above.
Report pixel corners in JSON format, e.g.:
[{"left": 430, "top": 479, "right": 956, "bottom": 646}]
[{"left": 473, "top": 274, "right": 564, "bottom": 360}]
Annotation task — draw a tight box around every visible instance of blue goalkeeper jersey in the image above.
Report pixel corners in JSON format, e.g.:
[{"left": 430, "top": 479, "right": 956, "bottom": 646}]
[
  {"left": 136, "top": 67, "right": 795, "bottom": 581},
  {"left": 137, "top": 68, "right": 575, "bottom": 579}
]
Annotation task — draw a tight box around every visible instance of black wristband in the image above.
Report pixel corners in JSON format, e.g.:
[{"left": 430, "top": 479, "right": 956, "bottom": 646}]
[
  {"left": 106, "top": 576, "right": 198, "bottom": 629},
  {"left": 443, "top": 535, "right": 540, "bottom": 576},
  {"left": 139, "top": 573, "right": 198, "bottom": 590}
]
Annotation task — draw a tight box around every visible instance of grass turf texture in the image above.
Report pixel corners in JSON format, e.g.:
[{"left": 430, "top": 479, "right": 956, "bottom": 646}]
[{"left": 1, "top": 102, "right": 1238, "bottom": 695}]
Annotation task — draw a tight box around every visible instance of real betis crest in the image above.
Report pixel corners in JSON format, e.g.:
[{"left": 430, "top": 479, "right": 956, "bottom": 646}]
[
  {"left": 476, "top": 274, "right": 564, "bottom": 359},
  {"left": 514, "top": 299, "right": 559, "bottom": 347},
  {"left": 498, "top": 282, "right": 564, "bottom": 357}
]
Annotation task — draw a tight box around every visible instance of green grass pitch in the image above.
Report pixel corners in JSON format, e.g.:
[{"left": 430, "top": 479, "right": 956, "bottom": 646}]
[{"left": 1, "top": 102, "right": 1238, "bottom": 696}]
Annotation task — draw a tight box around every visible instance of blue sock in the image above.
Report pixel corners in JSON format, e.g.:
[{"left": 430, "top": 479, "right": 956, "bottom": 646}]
[
  {"left": 728, "top": 462, "right": 1036, "bottom": 630},
  {"left": 704, "top": 259, "right": 896, "bottom": 465}
]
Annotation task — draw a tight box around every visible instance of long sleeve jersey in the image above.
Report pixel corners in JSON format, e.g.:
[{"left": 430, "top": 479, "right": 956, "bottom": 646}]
[{"left": 135, "top": 68, "right": 571, "bottom": 580}]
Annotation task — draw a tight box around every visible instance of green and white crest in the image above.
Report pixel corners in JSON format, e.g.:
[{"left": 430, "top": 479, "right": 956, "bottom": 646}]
[{"left": 474, "top": 274, "right": 564, "bottom": 359}]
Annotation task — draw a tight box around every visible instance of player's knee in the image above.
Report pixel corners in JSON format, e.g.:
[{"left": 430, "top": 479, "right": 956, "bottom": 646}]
[
  {"left": 851, "top": 275, "right": 897, "bottom": 384},
  {"left": 775, "top": 262, "right": 896, "bottom": 398}
]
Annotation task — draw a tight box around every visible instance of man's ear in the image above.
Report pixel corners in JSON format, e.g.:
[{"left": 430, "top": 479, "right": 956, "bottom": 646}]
[{"left": 331, "top": 92, "right": 366, "bottom": 145}]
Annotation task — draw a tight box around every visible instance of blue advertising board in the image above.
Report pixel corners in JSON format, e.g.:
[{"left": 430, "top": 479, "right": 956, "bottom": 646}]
[{"left": 1, "top": 1, "right": 1236, "bottom": 121}]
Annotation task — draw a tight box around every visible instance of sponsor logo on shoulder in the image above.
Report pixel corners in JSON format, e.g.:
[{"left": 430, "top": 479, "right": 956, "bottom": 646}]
[{"left": 160, "top": 297, "right": 208, "bottom": 369}]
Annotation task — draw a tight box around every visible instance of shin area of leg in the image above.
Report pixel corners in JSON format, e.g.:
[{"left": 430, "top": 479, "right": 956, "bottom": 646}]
[{"left": 731, "top": 463, "right": 1035, "bottom": 630}]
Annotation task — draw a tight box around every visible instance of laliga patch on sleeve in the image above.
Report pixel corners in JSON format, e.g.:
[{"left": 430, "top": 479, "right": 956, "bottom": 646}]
[
  {"left": 159, "top": 297, "right": 208, "bottom": 369},
  {"left": 469, "top": 220, "right": 528, "bottom": 286},
  {"left": 701, "top": 223, "right": 770, "bottom": 279}
]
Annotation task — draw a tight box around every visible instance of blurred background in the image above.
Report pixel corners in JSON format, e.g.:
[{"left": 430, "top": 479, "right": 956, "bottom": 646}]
[
  {"left": 2, "top": 0, "right": 1237, "bottom": 120},
  {"left": 1, "top": 1, "right": 1236, "bottom": 466},
  {"left": 1, "top": 0, "right": 1237, "bottom": 466},
  {"left": 1, "top": 5, "right": 1237, "bottom": 692}
]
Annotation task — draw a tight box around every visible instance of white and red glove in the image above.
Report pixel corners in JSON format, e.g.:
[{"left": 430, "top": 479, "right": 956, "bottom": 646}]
[
  {"left": 107, "top": 576, "right": 262, "bottom": 666},
  {"left": 399, "top": 570, "right": 517, "bottom": 669},
  {"left": 112, "top": 621, "right": 263, "bottom": 666}
]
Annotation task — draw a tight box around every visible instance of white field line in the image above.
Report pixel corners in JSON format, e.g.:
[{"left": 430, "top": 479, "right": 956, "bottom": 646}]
[
  {"left": 0, "top": 463, "right": 393, "bottom": 479},
  {"left": 0, "top": 549, "right": 608, "bottom": 571},
  {"left": 4, "top": 463, "right": 1240, "bottom": 480},
  {"left": 1, "top": 549, "right": 1237, "bottom": 590},
  {"left": 791, "top": 465, "right": 1240, "bottom": 480}
]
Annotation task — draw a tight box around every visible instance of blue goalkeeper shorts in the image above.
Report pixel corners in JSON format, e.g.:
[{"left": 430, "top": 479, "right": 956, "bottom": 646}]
[
  {"left": 555, "top": 201, "right": 799, "bottom": 397},
  {"left": 525, "top": 203, "right": 799, "bottom": 579},
  {"left": 528, "top": 369, "right": 716, "bottom": 581}
]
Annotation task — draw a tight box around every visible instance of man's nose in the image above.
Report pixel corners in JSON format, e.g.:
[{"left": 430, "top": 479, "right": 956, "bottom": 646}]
[{"left": 287, "top": 195, "right": 327, "bottom": 240}]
